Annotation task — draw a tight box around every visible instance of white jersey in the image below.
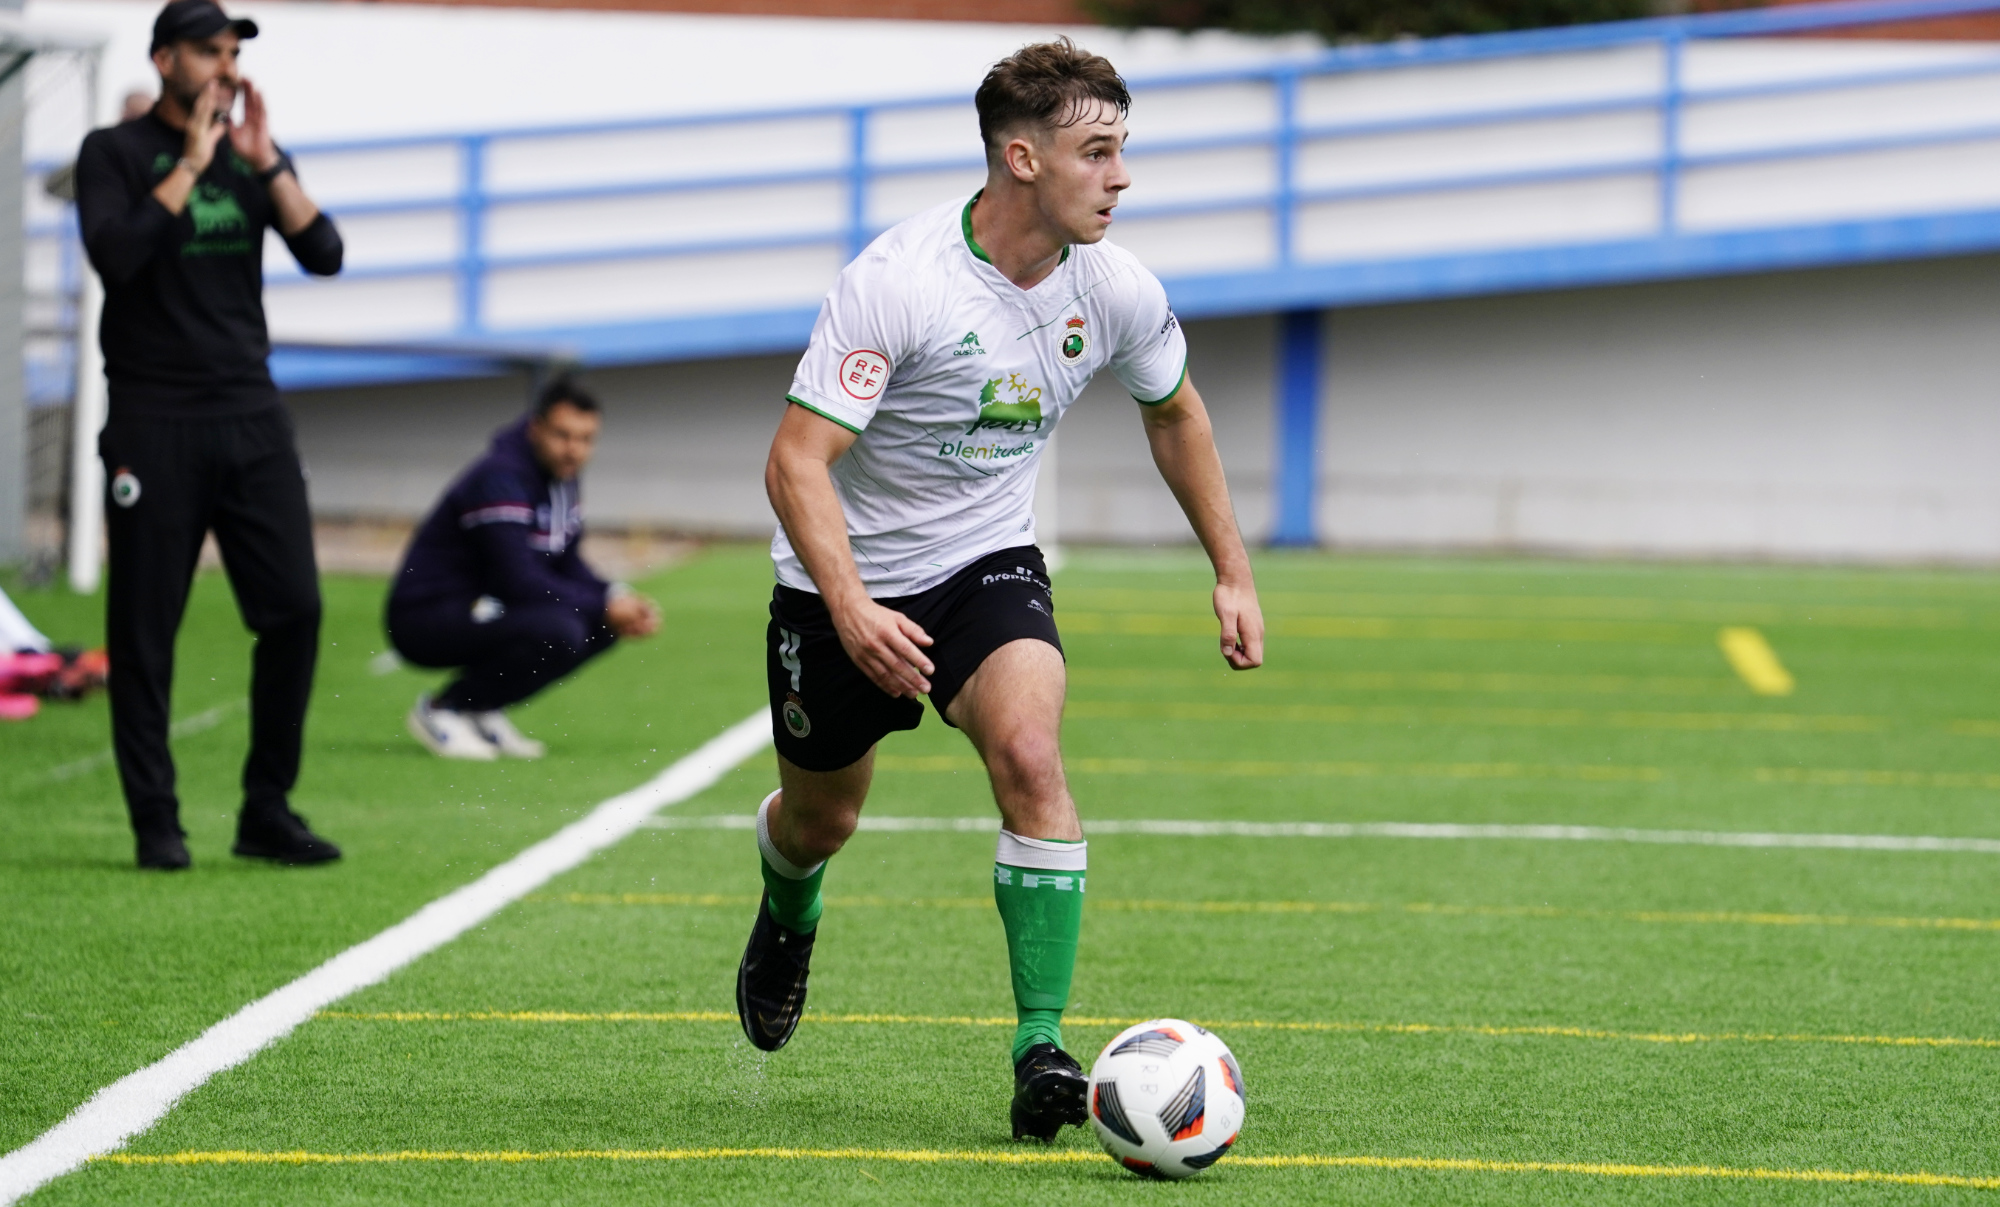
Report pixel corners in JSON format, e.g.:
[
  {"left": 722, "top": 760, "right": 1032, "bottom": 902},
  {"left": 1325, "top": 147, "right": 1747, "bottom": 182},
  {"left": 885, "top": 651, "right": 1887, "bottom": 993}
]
[{"left": 772, "top": 193, "right": 1188, "bottom": 597}]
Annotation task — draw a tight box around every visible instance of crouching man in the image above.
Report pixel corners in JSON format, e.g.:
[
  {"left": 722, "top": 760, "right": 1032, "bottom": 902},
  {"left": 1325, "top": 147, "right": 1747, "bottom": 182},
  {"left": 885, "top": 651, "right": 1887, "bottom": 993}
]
[{"left": 387, "top": 377, "right": 660, "bottom": 760}]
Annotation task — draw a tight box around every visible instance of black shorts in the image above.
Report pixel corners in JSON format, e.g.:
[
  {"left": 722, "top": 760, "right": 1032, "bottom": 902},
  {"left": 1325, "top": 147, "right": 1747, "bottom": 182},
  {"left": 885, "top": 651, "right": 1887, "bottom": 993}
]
[{"left": 766, "top": 545, "right": 1063, "bottom": 772}]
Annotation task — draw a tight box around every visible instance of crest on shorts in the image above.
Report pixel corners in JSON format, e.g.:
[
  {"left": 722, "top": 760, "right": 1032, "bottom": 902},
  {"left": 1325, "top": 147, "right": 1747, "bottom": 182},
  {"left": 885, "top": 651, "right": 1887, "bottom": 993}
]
[
  {"left": 1059, "top": 316, "right": 1089, "bottom": 364},
  {"left": 782, "top": 692, "right": 811, "bottom": 739},
  {"left": 111, "top": 469, "right": 141, "bottom": 508}
]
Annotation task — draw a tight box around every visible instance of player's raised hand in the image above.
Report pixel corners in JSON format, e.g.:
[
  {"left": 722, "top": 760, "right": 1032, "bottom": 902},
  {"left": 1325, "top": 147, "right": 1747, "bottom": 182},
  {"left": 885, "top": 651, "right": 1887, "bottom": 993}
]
[
  {"left": 229, "top": 78, "right": 280, "bottom": 172},
  {"left": 182, "top": 81, "right": 228, "bottom": 173},
  {"left": 1214, "top": 580, "right": 1264, "bottom": 670},
  {"left": 834, "top": 599, "right": 935, "bottom": 699}
]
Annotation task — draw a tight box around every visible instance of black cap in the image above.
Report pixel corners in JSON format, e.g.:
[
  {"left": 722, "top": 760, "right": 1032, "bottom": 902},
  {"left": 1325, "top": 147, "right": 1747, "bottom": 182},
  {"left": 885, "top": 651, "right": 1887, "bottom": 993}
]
[{"left": 150, "top": 0, "right": 258, "bottom": 52}]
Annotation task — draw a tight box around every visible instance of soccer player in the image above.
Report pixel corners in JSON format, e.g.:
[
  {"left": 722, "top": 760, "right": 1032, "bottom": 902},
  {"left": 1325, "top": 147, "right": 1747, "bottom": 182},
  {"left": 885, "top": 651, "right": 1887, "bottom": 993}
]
[
  {"left": 388, "top": 377, "right": 660, "bottom": 760},
  {"left": 735, "top": 39, "right": 1265, "bottom": 1141}
]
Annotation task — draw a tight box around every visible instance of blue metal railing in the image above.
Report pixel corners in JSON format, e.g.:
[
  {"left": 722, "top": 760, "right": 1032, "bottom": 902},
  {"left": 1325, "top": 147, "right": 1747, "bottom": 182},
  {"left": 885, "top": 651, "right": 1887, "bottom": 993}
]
[{"left": 26, "top": 0, "right": 2000, "bottom": 392}]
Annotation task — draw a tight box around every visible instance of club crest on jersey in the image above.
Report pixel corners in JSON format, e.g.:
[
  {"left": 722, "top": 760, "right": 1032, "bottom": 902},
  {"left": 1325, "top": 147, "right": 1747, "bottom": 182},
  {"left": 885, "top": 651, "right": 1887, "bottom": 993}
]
[
  {"left": 966, "top": 374, "right": 1044, "bottom": 435},
  {"left": 1060, "top": 315, "right": 1089, "bottom": 364}
]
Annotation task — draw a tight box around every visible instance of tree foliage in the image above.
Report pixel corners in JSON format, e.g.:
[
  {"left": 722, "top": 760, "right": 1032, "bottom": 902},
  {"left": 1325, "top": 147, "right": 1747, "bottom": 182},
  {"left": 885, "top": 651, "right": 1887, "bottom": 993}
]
[{"left": 1084, "top": 0, "right": 1657, "bottom": 42}]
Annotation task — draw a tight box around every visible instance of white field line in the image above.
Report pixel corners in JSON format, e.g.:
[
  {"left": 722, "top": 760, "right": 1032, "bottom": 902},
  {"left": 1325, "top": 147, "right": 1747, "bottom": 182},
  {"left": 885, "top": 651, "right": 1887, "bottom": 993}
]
[
  {"left": 0, "top": 710, "right": 770, "bottom": 1206},
  {"left": 42, "top": 699, "right": 248, "bottom": 783},
  {"left": 648, "top": 813, "right": 2000, "bottom": 853}
]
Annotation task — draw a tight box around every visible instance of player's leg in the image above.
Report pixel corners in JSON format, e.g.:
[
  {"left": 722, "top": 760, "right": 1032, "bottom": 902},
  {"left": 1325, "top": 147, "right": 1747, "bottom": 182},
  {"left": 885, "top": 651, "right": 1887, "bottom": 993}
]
[
  {"left": 946, "top": 637, "right": 1090, "bottom": 1140},
  {"left": 736, "top": 751, "right": 872, "bottom": 1051},
  {"left": 208, "top": 410, "right": 338, "bottom": 864},
  {"left": 737, "top": 590, "right": 921, "bottom": 1051},
  {"left": 101, "top": 417, "right": 209, "bottom": 868},
  {"left": 758, "top": 749, "right": 872, "bottom": 932}
]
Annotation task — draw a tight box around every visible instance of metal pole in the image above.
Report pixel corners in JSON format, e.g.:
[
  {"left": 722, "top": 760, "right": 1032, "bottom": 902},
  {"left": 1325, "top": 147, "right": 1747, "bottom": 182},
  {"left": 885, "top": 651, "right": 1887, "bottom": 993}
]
[
  {"left": 1275, "top": 69, "right": 1299, "bottom": 268},
  {"left": 1269, "top": 309, "right": 1322, "bottom": 547},
  {"left": 458, "top": 135, "right": 486, "bottom": 335},
  {"left": 66, "top": 49, "right": 105, "bottom": 593},
  {"left": 847, "top": 107, "right": 869, "bottom": 264},
  {"left": 1660, "top": 32, "right": 1683, "bottom": 236}
]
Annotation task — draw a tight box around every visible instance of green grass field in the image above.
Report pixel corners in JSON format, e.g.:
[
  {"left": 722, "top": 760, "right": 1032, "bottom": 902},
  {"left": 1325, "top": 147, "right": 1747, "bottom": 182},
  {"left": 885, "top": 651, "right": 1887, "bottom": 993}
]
[{"left": 6, "top": 545, "right": 2000, "bottom": 1204}]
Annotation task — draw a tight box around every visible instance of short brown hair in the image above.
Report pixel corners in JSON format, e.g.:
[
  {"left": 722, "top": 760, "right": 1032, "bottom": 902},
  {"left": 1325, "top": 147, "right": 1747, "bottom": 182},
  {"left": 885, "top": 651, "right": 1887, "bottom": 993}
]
[{"left": 975, "top": 38, "right": 1131, "bottom": 162}]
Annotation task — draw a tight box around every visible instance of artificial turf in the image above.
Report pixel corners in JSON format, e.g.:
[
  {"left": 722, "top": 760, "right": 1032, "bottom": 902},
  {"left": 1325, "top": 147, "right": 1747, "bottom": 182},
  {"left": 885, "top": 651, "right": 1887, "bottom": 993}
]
[{"left": 4, "top": 544, "right": 2000, "bottom": 1204}]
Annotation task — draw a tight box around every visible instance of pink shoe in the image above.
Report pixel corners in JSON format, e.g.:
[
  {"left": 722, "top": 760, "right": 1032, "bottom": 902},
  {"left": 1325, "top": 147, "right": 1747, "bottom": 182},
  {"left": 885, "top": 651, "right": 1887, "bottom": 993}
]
[{"left": 0, "top": 693, "right": 38, "bottom": 720}]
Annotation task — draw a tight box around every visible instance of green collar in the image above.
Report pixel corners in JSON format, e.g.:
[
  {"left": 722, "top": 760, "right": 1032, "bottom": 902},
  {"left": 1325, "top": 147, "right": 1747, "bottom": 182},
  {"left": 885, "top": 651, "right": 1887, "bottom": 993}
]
[{"left": 962, "top": 191, "right": 1068, "bottom": 270}]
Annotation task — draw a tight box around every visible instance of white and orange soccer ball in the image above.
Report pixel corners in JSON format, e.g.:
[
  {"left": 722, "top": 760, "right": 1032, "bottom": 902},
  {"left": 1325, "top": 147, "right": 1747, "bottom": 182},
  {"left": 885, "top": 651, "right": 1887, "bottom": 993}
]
[{"left": 1086, "top": 1019, "right": 1245, "bottom": 1179}]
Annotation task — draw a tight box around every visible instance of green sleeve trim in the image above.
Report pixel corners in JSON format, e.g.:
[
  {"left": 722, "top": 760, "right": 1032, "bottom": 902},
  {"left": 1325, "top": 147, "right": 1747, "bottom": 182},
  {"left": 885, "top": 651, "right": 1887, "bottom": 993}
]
[
  {"left": 786, "top": 394, "right": 863, "bottom": 434},
  {"left": 1133, "top": 358, "right": 1189, "bottom": 407}
]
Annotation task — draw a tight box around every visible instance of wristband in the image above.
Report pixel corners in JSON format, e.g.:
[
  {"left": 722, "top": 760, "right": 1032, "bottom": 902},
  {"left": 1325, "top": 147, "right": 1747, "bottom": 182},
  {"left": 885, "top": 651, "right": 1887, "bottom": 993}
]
[
  {"left": 255, "top": 153, "right": 293, "bottom": 186},
  {"left": 175, "top": 157, "right": 199, "bottom": 179}
]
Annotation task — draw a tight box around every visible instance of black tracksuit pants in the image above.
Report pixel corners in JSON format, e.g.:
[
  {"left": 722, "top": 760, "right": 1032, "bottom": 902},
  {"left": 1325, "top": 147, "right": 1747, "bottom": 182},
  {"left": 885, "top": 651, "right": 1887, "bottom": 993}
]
[
  {"left": 387, "top": 597, "right": 615, "bottom": 713},
  {"left": 101, "top": 407, "right": 321, "bottom": 839}
]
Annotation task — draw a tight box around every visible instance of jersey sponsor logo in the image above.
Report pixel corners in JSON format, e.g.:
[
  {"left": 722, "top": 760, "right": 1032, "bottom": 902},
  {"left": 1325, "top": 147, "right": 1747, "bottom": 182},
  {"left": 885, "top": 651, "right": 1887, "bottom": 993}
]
[
  {"left": 838, "top": 349, "right": 890, "bottom": 401},
  {"left": 1160, "top": 310, "right": 1179, "bottom": 338},
  {"left": 966, "top": 374, "right": 1044, "bottom": 435},
  {"left": 1060, "top": 315, "right": 1090, "bottom": 364},
  {"left": 952, "top": 331, "right": 986, "bottom": 357}
]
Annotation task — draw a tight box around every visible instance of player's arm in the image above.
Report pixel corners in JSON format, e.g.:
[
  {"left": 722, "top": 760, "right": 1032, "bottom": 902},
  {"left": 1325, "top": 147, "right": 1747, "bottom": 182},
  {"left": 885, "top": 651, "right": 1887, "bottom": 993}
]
[
  {"left": 1140, "top": 377, "right": 1265, "bottom": 670},
  {"left": 765, "top": 403, "right": 935, "bottom": 698}
]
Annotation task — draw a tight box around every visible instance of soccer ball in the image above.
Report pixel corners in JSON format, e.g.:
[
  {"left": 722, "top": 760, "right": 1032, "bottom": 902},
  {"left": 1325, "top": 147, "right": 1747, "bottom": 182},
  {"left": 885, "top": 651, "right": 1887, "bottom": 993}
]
[{"left": 1086, "top": 1019, "right": 1245, "bottom": 1179}]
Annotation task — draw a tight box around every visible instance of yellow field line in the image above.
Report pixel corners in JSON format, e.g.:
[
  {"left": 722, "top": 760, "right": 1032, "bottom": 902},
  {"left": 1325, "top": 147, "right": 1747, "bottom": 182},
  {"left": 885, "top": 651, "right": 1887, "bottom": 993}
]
[
  {"left": 91, "top": 1147, "right": 2000, "bottom": 1187},
  {"left": 313, "top": 1009, "right": 2000, "bottom": 1051},
  {"left": 1719, "top": 627, "right": 1796, "bottom": 696},
  {"left": 878, "top": 753, "right": 1671, "bottom": 782},
  {"left": 877, "top": 754, "right": 2000, "bottom": 790},
  {"left": 1062, "top": 699, "right": 1880, "bottom": 734},
  {"left": 1057, "top": 611, "right": 1698, "bottom": 645},
  {"left": 537, "top": 891, "right": 2000, "bottom": 933},
  {"left": 1056, "top": 589, "right": 1987, "bottom": 632},
  {"left": 1066, "top": 667, "right": 1740, "bottom": 695}
]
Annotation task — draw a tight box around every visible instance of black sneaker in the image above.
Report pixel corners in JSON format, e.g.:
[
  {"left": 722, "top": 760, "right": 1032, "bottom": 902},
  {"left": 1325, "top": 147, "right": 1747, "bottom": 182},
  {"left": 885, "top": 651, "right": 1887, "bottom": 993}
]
[
  {"left": 136, "top": 828, "right": 191, "bottom": 871},
  {"left": 1011, "top": 1043, "right": 1089, "bottom": 1141},
  {"left": 232, "top": 809, "right": 342, "bottom": 865},
  {"left": 735, "top": 892, "right": 815, "bottom": 1052}
]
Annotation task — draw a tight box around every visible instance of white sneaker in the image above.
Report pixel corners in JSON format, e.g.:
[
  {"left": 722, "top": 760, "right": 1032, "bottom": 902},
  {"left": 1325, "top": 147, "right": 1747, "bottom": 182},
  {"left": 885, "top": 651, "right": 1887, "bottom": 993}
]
[
  {"left": 407, "top": 696, "right": 498, "bottom": 761},
  {"left": 470, "top": 710, "right": 545, "bottom": 759}
]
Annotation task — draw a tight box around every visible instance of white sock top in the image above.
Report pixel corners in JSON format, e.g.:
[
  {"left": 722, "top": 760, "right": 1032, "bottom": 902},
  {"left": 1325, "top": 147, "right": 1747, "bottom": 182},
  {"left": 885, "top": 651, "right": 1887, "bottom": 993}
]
[
  {"left": 756, "top": 790, "right": 824, "bottom": 880},
  {"left": 995, "top": 828, "right": 1088, "bottom": 871}
]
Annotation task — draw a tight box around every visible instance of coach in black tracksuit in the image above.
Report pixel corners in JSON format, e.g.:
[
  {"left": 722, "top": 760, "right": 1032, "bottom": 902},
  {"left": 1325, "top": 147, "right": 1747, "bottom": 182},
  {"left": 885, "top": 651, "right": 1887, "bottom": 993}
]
[{"left": 77, "top": 0, "right": 343, "bottom": 869}]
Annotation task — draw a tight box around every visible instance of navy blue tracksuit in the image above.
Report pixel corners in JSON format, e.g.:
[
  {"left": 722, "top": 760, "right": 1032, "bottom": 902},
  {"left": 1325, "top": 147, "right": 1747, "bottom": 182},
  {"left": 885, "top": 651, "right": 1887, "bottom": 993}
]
[{"left": 387, "top": 419, "right": 614, "bottom": 712}]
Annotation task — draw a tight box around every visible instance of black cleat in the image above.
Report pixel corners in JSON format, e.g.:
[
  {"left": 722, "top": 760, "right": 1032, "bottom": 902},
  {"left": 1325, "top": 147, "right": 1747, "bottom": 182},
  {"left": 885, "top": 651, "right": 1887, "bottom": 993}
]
[
  {"left": 736, "top": 892, "right": 816, "bottom": 1052},
  {"left": 1011, "top": 1043, "right": 1089, "bottom": 1141},
  {"left": 136, "top": 828, "right": 191, "bottom": 871},
  {"left": 232, "top": 809, "right": 342, "bottom": 865}
]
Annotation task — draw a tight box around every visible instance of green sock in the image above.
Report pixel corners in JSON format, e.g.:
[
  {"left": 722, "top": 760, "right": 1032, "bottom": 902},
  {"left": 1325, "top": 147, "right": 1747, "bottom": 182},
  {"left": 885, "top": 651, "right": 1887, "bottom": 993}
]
[
  {"left": 993, "top": 830, "right": 1087, "bottom": 1064},
  {"left": 756, "top": 791, "right": 824, "bottom": 933}
]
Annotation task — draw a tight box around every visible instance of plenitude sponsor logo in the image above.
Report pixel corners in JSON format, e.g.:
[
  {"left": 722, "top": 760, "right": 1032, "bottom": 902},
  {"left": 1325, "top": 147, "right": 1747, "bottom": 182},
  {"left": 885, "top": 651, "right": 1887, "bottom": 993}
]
[{"left": 937, "top": 438, "right": 1036, "bottom": 462}]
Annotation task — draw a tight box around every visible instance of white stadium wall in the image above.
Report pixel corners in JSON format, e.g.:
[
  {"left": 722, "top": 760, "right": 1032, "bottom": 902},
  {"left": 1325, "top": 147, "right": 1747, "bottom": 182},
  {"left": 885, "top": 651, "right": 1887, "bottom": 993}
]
[
  {"left": 1316, "top": 253, "right": 2000, "bottom": 563},
  {"left": 289, "top": 251, "right": 2000, "bottom": 564}
]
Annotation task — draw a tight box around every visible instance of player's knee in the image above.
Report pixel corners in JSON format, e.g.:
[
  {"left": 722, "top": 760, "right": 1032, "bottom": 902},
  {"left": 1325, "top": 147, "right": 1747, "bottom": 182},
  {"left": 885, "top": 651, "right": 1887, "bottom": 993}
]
[
  {"left": 788, "top": 806, "right": 859, "bottom": 863},
  {"left": 986, "top": 726, "right": 1064, "bottom": 797},
  {"left": 250, "top": 591, "right": 322, "bottom": 638}
]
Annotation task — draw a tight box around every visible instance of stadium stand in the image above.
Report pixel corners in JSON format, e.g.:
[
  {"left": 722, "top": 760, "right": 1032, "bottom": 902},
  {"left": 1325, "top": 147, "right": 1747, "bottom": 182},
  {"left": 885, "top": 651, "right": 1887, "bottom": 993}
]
[{"left": 25, "top": 0, "right": 2000, "bottom": 568}]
